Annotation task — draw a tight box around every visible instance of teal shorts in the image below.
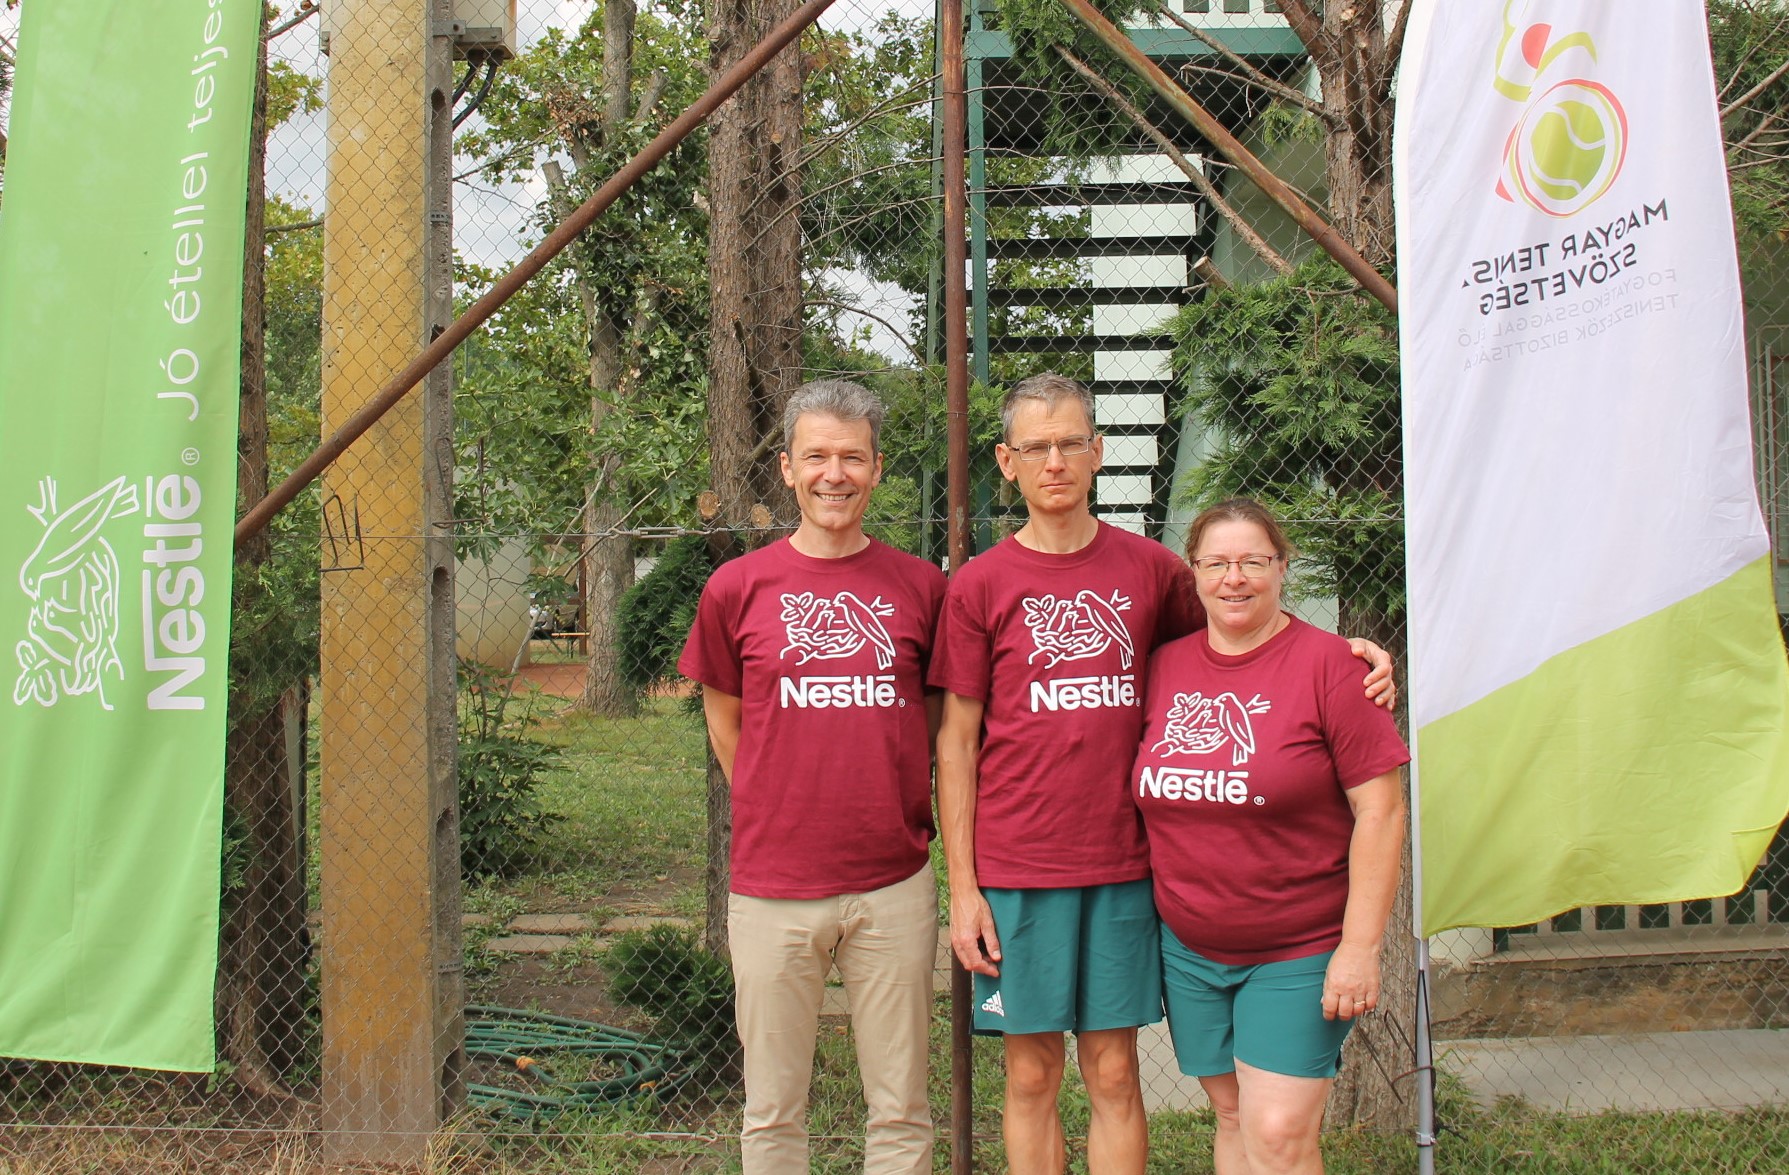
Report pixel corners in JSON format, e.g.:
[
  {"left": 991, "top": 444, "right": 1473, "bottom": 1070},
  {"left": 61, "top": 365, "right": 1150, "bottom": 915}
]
[
  {"left": 1161, "top": 925, "right": 1353, "bottom": 1079},
  {"left": 972, "top": 880, "right": 1162, "bottom": 1036}
]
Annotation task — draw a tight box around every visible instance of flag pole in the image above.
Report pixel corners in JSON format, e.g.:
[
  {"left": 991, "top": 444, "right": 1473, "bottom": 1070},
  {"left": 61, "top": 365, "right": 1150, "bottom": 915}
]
[
  {"left": 1415, "top": 937, "right": 1438, "bottom": 1175},
  {"left": 1409, "top": 736, "right": 1438, "bottom": 1175}
]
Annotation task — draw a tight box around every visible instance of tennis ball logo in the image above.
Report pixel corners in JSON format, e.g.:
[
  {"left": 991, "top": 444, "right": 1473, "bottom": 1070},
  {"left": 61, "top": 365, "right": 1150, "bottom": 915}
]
[{"left": 1499, "top": 79, "right": 1628, "bottom": 218}]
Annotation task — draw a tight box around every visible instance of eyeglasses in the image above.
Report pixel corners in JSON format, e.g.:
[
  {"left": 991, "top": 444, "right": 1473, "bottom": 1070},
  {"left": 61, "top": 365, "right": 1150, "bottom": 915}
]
[
  {"left": 1008, "top": 434, "right": 1095, "bottom": 461},
  {"left": 1191, "top": 555, "right": 1281, "bottom": 579}
]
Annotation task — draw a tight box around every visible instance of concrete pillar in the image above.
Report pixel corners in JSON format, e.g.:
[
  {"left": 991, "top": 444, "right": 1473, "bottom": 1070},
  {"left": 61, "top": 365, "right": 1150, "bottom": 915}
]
[{"left": 318, "top": 0, "right": 464, "bottom": 1162}]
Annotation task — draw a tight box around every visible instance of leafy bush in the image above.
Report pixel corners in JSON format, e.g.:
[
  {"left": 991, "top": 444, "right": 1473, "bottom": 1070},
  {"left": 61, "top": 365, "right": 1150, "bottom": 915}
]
[
  {"left": 616, "top": 535, "right": 716, "bottom": 692},
  {"left": 606, "top": 923, "right": 739, "bottom": 1080},
  {"left": 458, "top": 662, "right": 564, "bottom": 879}
]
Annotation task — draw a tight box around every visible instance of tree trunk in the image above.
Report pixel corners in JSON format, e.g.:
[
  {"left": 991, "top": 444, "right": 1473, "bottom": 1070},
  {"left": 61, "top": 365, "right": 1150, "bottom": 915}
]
[
  {"left": 1321, "top": 101, "right": 1395, "bottom": 270},
  {"left": 218, "top": 688, "right": 313, "bottom": 1090},
  {"left": 577, "top": 292, "right": 639, "bottom": 717},
  {"left": 704, "top": 749, "right": 733, "bottom": 958},
  {"left": 1315, "top": 5, "right": 1405, "bottom": 1127},
  {"left": 1314, "top": 1, "right": 1397, "bottom": 269},
  {"left": 706, "top": 0, "right": 803, "bottom": 540},
  {"left": 566, "top": 0, "right": 644, "bottom": 718},
  {"left": 218, "top": 18, "right": 312, "bottom": 1092},
  {"left": 1324, "top": 605, "right": 1412, "bottom": 1132},
  {"left": 700, "top": 0, "right": 806, "bottom": 955}
]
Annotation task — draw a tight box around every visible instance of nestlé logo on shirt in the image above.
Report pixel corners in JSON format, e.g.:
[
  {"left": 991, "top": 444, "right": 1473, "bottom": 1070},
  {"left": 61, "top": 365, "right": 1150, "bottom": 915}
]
[
  {"left": 777, "top": 591, "right": 902, "bottom": 709},
  {"left": 1022, "top": 590, "right": 1138, "bottom": 713},
  {"left": 1138, "top": 691, "right": 1274, "bottom": 807}
]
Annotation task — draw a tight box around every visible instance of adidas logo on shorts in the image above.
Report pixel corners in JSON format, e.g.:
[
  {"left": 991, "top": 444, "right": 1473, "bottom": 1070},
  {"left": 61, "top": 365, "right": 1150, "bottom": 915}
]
[{"left": 979, "top": 990, "right": 1004, "bottom": 1017}]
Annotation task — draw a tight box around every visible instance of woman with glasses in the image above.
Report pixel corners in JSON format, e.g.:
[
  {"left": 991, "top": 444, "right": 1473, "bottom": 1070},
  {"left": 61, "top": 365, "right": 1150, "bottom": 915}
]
[{"left": 1130, "top": 498, "right": 1408, "bottom": 1175}]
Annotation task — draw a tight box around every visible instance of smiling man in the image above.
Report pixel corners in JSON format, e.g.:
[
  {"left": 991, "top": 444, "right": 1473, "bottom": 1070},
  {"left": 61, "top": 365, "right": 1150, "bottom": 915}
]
[
  {"left": 679, "top": 380, "right": 946, "bottom": 1174},
  {"left": 930, "top": 373, "right": 1393, "bottom": 1173}
]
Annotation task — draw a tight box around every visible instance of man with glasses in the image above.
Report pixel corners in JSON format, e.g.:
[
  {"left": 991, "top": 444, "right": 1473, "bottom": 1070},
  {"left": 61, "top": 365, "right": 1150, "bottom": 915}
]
[
  {"left": 680, "top": 380, "right": 945, "bottom": 1174},
  {"left": 930, "top": 372, "right": 1392, "bottom": 1173}
]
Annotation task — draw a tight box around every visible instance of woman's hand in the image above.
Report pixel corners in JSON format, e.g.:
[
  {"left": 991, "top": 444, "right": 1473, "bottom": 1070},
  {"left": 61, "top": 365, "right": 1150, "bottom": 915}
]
[
  {"left": 1321, "top": 941, "right": 1381, "bottom": 1021},
  {"left": 1326, "top": 771, "right": 1406, "bottom": 1021}
]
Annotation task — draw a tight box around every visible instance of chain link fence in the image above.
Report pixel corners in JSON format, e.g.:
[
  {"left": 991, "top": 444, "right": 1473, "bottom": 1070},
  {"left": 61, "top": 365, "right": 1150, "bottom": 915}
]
[{"left": 1, "top": 0, "right": 1787, "bottom": 1171}]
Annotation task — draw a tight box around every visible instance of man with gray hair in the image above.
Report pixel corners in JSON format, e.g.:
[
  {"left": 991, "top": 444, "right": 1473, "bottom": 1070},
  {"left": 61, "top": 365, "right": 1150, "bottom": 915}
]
[{"left": 680, "top": 379, "right": 946, "bottom": 1173}]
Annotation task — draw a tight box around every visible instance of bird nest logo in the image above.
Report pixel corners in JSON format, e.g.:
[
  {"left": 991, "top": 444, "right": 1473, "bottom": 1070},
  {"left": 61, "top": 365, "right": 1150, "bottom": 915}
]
[
  {"left": 779, "top": 591, "right": 897, "bottom": 670},
  {"left": 1152, "top": 691, "right": 1272, "bottom": 767},
  {"left": 1022, "top": 591, "right": 1135, "bottom": 670},
  {"left": 1493, "top": 2, "right": 1628, "bottom": 218},
  {"left": 14, "top": 477, "right": 142, "bottom": 710}
]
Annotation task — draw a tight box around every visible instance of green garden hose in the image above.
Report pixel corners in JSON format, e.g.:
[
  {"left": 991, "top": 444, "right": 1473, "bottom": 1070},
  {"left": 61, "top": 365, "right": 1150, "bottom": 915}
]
[{"left": 464, "top": 1005, "right": 691, "bottom": 1119}]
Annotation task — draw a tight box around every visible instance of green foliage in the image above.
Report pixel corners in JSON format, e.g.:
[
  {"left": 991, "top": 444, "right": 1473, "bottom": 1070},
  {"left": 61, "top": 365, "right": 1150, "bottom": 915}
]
[
  {"left": 1710, "top": 1, "right": 1789, "bottom": 248},
  {"left": 261, "top": 196, "right": 324, "bottom": 484},
  {"left": 265, "top": 59, "right": 322, "bottom": 131},
  {"left": 452, "top": 262, "right": 591, "bottom": 548},
  {"left": 616, "top": 535, "right": 715, "bottom": 692},
  {"left": 1255, "top": 99, "right": 1325, "bottom": 150},
  {"left": 800, "top": 14, "right": 940, "bottom": 294},
  {"left": 452, "top": 5, "right": 714, "bottom": 546},
  {"left": 450, "top": 255, "right": 712, "bottom": 551},
  {"left": 231, "top": 195, "right": 323, "bottom": 717},
  {"left": 1171, "top": 258, "right": 1404, "bottom": 623},
  {"left": 990, "top": 0, "right": 1158, "bottom": 158},
  {"left": 605, "top": 923, "right": 739, "bottom": 1079},
  {"left": 459, "top": 662, "right": 566, "bottom": 879}
]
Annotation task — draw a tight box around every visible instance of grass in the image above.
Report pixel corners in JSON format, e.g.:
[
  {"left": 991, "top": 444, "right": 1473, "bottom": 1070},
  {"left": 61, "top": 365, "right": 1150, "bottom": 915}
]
[{"left": 528, "top": 699, "right": 709, "bottom": 901}]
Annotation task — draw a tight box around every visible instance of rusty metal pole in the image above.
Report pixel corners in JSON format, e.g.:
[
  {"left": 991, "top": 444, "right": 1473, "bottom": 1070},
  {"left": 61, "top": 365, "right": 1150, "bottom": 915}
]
[
  {"left": 941, "top": 0, "right": 974, "bottom": 1167},
  {"left": 1053, "top": 0, "right": 1398, "bottom": 314},
  {"left": 234, "top": 0, "right": 843, "bottom": 548}
]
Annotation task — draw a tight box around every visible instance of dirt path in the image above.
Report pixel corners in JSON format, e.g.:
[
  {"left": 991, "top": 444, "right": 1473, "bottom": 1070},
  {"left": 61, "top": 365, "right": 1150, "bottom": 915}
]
[{"left": 511, "top": 661, "right": 586, "bottom": 698}]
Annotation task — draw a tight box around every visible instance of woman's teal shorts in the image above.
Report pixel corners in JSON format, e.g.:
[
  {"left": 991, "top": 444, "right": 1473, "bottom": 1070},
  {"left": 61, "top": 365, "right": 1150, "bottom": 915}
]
[{"left": 1161, "top": 925, "right": 1354, "bottom": 1079}]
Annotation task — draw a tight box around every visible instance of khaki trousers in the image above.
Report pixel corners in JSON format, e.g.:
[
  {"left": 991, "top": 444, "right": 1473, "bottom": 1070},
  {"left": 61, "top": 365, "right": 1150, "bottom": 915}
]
[{"left": 727, "top": 865, "right": 936, "bottom": 1174}]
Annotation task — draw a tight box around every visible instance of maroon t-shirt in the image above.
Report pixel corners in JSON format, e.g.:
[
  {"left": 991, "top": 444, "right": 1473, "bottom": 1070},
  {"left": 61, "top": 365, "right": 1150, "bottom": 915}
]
[
  {"left": 678, "top": 538, "right": 947, "bottom": 900},
  {"left": 1132, "top": 617, "right": 1410, "bottom": 964},
  {"left": 929, "top": 524, "right": 1202, "bottom": 888}
]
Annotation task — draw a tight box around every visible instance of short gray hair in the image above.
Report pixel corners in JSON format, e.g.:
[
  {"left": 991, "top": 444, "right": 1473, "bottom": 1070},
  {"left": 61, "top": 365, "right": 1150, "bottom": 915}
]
[
  {"left": 1001, "top": 372, "right": 1096, "bottom": 441},
  {"left": 782, "top": 379, "right": 886, "bottom": 454}
]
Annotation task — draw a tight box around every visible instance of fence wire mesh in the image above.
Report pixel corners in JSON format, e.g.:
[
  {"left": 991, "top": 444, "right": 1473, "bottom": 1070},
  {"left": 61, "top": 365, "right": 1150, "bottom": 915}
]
[{"left": 1, "top": 0, "right": 1787, "bottom": 1172}]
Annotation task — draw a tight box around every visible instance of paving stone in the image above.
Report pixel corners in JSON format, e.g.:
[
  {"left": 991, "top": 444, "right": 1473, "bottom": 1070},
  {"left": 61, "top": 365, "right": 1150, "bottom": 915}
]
[
  {"left": 483, "top": 934, "right": 575, "bottom": 955},
  {"left": 462, "top": 913, "right": 495, "bottom": 928},
  {"left": 508, "top": 913, "right": 590, "bottom": 934},
  {"left": 601, "top": 915, "right": 694, "bottom": 935}
]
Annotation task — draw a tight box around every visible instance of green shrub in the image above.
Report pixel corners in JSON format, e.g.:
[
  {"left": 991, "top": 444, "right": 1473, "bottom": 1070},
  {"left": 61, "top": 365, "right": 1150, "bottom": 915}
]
[
  {"left": 616, "top": 535, "right": 715, "bottom": 692},
  {"left": 606, "top": 923, "right": 739, "bottom": 1080},
  {"left": 458, "top": 661, "right": 564, "bottom": 879}
]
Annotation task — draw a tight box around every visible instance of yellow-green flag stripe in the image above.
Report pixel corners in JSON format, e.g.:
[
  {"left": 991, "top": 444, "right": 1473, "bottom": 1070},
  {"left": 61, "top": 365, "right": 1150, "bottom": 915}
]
[{"left": 1420, "top": 558, "right": 1789, "bottom": 934}]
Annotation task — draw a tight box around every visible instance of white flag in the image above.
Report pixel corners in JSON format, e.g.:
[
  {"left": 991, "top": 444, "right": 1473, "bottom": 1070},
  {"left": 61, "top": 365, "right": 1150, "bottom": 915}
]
[{"left": 1396, "top": 1, "right": 1789, "bottom": 935}]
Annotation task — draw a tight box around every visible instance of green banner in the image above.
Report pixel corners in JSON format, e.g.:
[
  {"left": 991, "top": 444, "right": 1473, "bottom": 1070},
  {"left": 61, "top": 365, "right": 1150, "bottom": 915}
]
[{"left": 0, "top": 1, "right": 258, "bottom": 1071}]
